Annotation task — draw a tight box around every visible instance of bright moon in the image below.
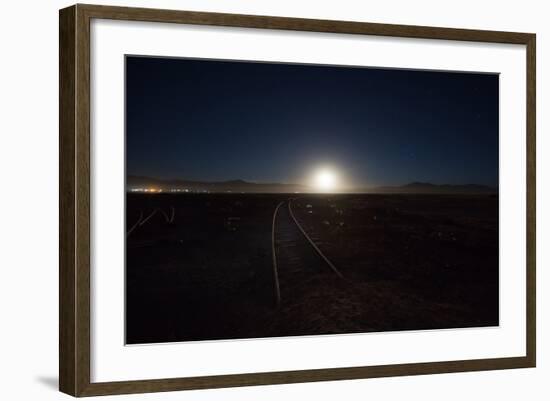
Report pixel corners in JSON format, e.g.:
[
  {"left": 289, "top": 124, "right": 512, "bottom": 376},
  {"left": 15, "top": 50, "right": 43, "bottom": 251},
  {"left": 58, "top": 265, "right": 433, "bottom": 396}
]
[{"left": 313, "top": 169, "right": 338, "bottom": 192}]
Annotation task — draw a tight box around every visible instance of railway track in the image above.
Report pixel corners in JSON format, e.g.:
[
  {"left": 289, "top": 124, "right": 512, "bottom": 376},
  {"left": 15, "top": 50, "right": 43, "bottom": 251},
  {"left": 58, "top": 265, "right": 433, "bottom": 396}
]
[
  {"left": 129, "top": 198, "right": 343, "bottom": 307},
  {"left": 126, "top": 206, "right": 175, "bottom": 237},
  {"left": 271, "top": 198, "right": 344, "bottom": 306}
]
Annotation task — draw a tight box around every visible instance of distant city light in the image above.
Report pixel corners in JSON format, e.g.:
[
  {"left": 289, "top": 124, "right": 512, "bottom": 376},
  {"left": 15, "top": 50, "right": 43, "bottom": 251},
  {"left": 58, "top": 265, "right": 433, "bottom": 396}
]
[
  {"left": 130, "top": 188, "right": 163, "bottom": 193},
  {"left": 129, "top": 187, "right": 197, "bottom": 193}
]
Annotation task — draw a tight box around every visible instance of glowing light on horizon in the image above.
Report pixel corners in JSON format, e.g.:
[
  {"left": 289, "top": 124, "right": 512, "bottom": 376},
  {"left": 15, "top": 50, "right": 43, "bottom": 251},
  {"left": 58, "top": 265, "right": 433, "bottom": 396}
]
[{"left": 312, "top": 168, "right": 339, "bottom": 192}]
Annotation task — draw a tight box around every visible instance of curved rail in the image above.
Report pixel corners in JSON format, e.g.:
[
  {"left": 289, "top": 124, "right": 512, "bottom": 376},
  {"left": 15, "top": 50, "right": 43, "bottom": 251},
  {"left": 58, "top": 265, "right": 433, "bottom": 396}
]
[
  {"left": 159, "top": 208, "right": 169, "bottom": 223},
  {"left": 127, "top": 207, "right": 174, "bottom": 238},
  {"left": 271, "top": 198, "right": 345, "bottom": 305},
  {"left": 169, "top": 206, "right": 175, "bottom": 223},
  {"left": 288, "top": 199, "right": 345, "bottom": 279},
  {"left": 139, "top": 209, "right": 158, "bottom": 226},
  {"left": 126, "top": 209, "right": 144, "bottom": 237},
  {"left": 271, "top": 200, "right": 285, "bottom": 306}
]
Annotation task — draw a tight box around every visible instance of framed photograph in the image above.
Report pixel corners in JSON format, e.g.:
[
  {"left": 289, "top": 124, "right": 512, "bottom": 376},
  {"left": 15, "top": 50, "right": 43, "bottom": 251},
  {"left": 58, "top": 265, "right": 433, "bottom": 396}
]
[{"left": 59, "top": 4, "right": 536, "bottom": 397}]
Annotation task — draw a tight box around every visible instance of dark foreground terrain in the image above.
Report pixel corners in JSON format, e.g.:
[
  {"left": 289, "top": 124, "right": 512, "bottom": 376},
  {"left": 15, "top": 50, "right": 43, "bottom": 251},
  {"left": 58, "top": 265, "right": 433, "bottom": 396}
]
[{"left": 126, "top": 193, "right": 498, "bottom": 344}]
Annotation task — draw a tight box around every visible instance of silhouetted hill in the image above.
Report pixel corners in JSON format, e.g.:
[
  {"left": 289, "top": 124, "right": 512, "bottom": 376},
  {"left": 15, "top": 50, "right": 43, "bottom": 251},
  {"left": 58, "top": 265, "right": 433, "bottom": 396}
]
[{"left": 369, "top": 182, "right": 497, "bottom": 194}]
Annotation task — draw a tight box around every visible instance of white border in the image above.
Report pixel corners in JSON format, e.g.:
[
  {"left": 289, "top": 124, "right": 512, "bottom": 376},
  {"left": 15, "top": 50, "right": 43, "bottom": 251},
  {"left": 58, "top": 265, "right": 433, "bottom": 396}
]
[{"left": 90, "top": 19, "right": 526, "bottom": 382}]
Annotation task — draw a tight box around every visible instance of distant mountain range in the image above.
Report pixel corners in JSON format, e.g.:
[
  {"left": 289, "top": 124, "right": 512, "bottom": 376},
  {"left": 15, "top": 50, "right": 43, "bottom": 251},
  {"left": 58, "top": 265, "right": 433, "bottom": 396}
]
[
  {"left": 367, "top": 182, "right": 497, "bottom": 194},
  {"left": 127, "top": 176, "right": 497, "bottom": 194}
]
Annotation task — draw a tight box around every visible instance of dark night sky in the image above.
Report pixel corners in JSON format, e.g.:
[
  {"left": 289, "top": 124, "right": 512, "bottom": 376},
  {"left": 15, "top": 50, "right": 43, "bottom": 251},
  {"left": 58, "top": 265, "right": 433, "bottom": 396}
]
[{"left": 126, "top": 56, "right": 499, "bottom": 188}]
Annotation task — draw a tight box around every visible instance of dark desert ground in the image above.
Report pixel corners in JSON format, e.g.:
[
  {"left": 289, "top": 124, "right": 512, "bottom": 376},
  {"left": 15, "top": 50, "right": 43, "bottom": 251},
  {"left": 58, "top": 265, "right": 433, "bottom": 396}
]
[{"left": 126, "top": 192, "right": 498, "bottom": 344}]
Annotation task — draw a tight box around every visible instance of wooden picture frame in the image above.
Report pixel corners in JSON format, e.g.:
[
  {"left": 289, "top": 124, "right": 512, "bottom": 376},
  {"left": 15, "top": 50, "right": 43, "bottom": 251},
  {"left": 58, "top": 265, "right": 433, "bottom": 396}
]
[{"left": 59, "top": 3, "right": 536, "bottom": 397}]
